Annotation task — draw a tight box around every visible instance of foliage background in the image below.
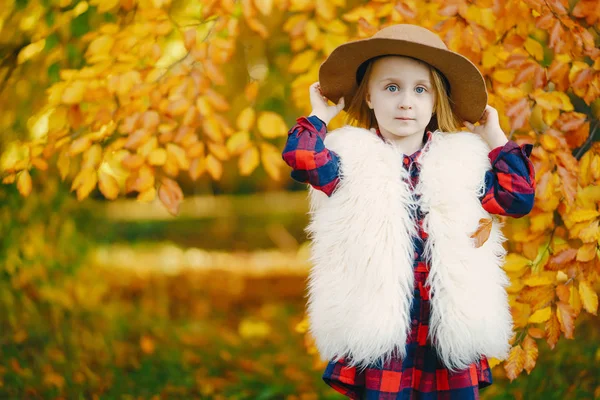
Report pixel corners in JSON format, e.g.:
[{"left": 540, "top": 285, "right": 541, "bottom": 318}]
[{"left": 1, "top": 0, "right": 599, "bottom": 398}]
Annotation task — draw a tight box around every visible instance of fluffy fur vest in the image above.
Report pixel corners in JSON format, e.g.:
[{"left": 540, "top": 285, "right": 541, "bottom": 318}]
[{"left": 304, "top": 125, "right": 513, "bottom": 372}]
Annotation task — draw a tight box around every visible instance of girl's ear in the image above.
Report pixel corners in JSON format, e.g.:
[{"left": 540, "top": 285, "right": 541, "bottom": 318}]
[{"left": 366, "top": 93, "right": 372, "bottom": 109}]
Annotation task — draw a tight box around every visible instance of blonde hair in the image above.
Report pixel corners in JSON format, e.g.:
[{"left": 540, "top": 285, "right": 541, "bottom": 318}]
[{"left": 344, "top": 55, "right": 463, "bottom": 133}]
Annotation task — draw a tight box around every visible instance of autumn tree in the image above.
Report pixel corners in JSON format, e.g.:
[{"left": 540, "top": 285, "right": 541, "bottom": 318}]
[{"left": 1, "top": 0, "right": 600, "bottom": 380}]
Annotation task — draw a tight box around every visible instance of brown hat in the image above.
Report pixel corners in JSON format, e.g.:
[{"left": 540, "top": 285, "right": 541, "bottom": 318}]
[{"left": 318, "top": 24, "right": 488, "bottom": 123}]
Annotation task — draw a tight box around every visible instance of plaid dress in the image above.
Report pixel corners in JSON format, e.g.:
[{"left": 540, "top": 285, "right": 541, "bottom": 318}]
[{"left": 282, "top": 116, "right": 536, "bottom": 399}]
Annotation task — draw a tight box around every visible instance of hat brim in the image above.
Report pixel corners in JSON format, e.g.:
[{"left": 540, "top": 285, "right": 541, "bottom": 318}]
[{"left": 319, "top": 37, "right": 487, "bottom": 124}]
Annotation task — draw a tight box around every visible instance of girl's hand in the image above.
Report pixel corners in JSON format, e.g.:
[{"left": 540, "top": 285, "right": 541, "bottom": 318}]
[
  {"left": 464, "top": 104, "right": 508, "bottom": 149},
  {"left": 308, "top": 82, "right": 345, "bottom": 126}
]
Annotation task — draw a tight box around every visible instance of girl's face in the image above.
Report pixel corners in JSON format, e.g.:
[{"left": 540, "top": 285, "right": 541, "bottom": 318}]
[{"left": 366, "top": 56, "right": 435, "bottom": 140}]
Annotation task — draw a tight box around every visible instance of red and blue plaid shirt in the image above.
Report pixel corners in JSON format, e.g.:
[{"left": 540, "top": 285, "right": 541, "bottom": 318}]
[{"left": 282, "top": 116, "right": 536, "bottom": 399}]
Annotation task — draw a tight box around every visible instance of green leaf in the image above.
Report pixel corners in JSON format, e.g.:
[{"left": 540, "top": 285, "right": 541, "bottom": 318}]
[
  {"left": 48, "top": 62, "right": 60, "bottom": 84},
  {"left": 70, "top": 10, "right": 90, "bottom": 38}
]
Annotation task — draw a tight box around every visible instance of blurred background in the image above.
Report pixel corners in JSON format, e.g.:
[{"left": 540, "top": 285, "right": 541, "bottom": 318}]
[{"left": 1, "top": 0, "right": 599, "bottom": 398}]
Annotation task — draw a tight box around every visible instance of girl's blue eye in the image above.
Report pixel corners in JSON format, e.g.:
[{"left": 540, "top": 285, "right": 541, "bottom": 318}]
[{"left": 386, "top": 84, "right": 427, "bottom": 93}]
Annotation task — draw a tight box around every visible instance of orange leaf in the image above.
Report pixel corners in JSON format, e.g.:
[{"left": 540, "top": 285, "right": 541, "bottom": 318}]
[
  {"left": 556, "top": 284, "right": 570, "bottom": 303},
  {"left": 522, "top": 335, "right": 539, "bottom": 374},
  {"left": 140, "top": 335, "right": 155, "bottom": 354},
  {"left": 504, "top": 345, "right": 525, "bottom": 381},
  {"left": 547, "top": 248, "right": 577, "bottom": 270},
  {"left": 527, "top": 327, "right": 545, "bottom": 339},
  {"left": 158, "top": 178, "right": 183, "bottom": 216},
  {"left": 556, "top": 301, "right": 575, "bottom": 339},
  {"left": 469, "top": 218, "right": 492, "bottom": 247},
  {"left": 17, "top": 170, "right": 32, "bottom": 197},
  {"left": 545, "top": 312, "right": 561, "bottom": 349}
]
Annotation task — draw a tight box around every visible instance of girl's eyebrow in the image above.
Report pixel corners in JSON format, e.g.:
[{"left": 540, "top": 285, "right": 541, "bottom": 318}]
[{"left": 379, "top": 77, "right": 431, "bottom": 85}]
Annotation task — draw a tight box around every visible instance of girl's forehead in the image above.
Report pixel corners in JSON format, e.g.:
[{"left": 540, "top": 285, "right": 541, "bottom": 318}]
[{"left": 370, "top": 57, "right": 431, "bottom": 80}]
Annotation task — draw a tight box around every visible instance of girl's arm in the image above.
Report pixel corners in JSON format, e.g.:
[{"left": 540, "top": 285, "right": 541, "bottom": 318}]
[
  {"left": 281, "top": 115, "right": 341, "bottom": 196},
  {"left": 480, "top": 141, "right": 536, "bottom": 218}
]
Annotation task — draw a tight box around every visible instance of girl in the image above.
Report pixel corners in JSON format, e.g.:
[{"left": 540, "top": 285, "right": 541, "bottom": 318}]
[{"left": 282, "top": 24, "right": 535, "bottom": 399}]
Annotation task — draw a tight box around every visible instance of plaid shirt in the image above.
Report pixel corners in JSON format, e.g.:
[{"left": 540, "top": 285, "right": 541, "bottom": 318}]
[{"left": 282, "top": 116, "right": 536, "bottom": 399}]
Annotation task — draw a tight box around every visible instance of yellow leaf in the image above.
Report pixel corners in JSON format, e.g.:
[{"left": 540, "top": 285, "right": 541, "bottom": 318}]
[
  {"left": 530, "top": 211, "right": 553, "bottom": 232},
  {"left": 148, "top": 148, "right": 167, "bottom": 166},
  {"left": 493, "top": 69, "right": 516, "bottom": 83},
  {"left": 294, "top": 317, "right": 309, "bottom": 333},
  {"left": 482, "top": 47, "right": 500, "bottom": 69},
  {"left": 239, "top": 146, "right": 260, "bottom": 176},
  {"left": 76, "top": 169, "right": 98, "bottom": 201},
  {"left": 82, "top": 144, "right": 103, "bottom": 169},
  {"left": 201, "top": 117, "right": 223, "bottom": 142},
  {"left": 61, "top": 81, "right": 86, "bottom": 104},
  {"left": 260, "top": 142, "right": 283, "bottom": 180},
  {"left": 567, "top": 209, "right": 600, "bottom": 224},
  {"left": 90, "top": 0, "right": 119, "bottom": 12},
  {"left": 488, "top": 357, "right": 501, "bottom": 368},
  {"left": 324, "top": 19, "right": 348, "bottom": 34},
  {"left": 137, "top": 187, "right": 156, "bottom": 203},
  {"left": 503, "top": 253, "right": 532, "bottom": 272},
  {"left": 17, "top": 170, "right": 32, "bottom": 197},
  {"left": 569, "top": 285, "right": 582, "bottom": 316},
  {"left": 17, "top": 39, "right": 46, "bottom": 64},
  {"left": 288, "top": 50, "right": 317, "bottom": 74},
  {"left": 257, "top": 111, "right": 287, "bottom": 138},
  {"left": 98, "top": 170, "right": 119, "bottom": 200},
  {"left": 576, "top": 243, "right": 597, "bottom": 262},
  {"left": 254, "top": 0, "right": 273, "bottom": 16},
  {"left": 578, "top": 220, "right": 599, "bottom": 243},
  {"left": 227, "top": 131, "right": 251, "bottom": 155},
  {"left": 207, "top": 143, "right": 230, "bottom": 161},
  {"left": 86, "top": 35, "right": 115, "bottom": 62},
  {"left": 524, "top": 37, "right": 544, "bottom": 61},
  {"left": 557, "top": 270, "right": 569, "bottom": 282},
  {"left": 236, "top": 107, "right": 256, "bottom": 131},
  {"left": 166, "top": 143, "right": 190, "bottom": 170},
  {"left": 238, "top": 318, "right": 271, "bottom": 339},
  {"left": 206, "top": 154, "right": 222, "bottom": 180},
  {"left": 189, "top": 157, "right": 206, "bottom": 181},
  {"left": 524, "top": 272, "right": 556, "bottom": 287},
  {"left": 528, "top": 306, "right": 552, "bottom": 323},
  {"left": 579, "top": 281, "right": 598, "bottom": 315},
  {"left": 58, "top": 150, "right": 70, "bottom": 180},
  {"left": 69, "top": 137, "right": 92, "bottom": 156},
  {"left": 542, "top": 108, "right": 560, "bottom": 127}
]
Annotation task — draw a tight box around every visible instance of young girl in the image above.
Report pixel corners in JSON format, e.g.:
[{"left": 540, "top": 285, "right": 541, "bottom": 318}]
[{"left": 282, "top": 24, "right": 535, "bottom": 399}]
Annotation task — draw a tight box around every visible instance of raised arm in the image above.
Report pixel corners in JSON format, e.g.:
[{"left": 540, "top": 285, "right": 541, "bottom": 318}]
[
  {"left": 480, "top": 141, "right": 536, "bottom": 218},
  {"left": 281, "top": 115, "right": 341, "bottom": 196}
]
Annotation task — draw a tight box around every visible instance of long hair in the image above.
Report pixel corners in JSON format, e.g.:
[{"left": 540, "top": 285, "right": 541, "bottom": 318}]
[{"left": 344, "top": 55, "right": 464, "bottom": 133}]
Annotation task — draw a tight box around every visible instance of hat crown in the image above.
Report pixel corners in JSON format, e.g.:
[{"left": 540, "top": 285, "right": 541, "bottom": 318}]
[{"left": 373, "top": 24, "right": 447, "bottom": 50}]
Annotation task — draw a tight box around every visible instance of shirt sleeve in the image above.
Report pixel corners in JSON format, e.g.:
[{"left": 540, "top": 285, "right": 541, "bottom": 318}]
[
  {"left": 281, "top": 115, "right": 341, "bottom": 197},
  {"left": 479, "top": 140, "right": 536, "bottom": 218}
]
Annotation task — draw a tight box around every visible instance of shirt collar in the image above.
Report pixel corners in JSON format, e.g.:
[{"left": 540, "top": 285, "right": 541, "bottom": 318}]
[{"left": 374, "top": 129, "right": 433, "bottom": 164}]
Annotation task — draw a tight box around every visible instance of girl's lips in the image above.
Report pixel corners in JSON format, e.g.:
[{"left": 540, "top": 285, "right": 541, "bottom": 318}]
[{"left": 396, "top": 118, "right": 413, "bottom": 120}]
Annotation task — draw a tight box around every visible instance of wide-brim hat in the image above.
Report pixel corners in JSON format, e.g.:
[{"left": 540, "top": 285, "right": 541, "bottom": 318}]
[{"left": 319, "top": 24, "right": 487, "bottom": 123}]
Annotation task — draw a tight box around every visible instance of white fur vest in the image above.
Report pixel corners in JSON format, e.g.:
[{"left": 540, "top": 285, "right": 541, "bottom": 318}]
[{"left": 304, "top": 125, "right": 513, "bottom": 372}]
